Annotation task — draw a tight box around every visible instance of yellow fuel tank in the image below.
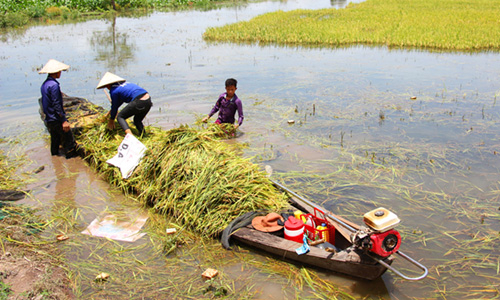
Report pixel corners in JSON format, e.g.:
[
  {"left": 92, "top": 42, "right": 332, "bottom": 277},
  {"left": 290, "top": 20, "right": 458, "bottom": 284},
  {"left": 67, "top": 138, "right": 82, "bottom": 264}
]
[{"left": 363, "top": 207, "right": 400, "bottom": 232}]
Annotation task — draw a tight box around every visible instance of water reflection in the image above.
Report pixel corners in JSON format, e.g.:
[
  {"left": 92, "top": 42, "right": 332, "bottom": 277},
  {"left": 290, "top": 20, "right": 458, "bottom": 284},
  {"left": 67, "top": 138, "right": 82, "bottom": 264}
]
[
  {"left": 52, "top": 156, "right": 77, "bottom": 204},
  {"left": 331, "top": 0, "right": 349, "bottom": 8},
  {"left": 89, "top": 16, "right": 136, "bottom": 72}
]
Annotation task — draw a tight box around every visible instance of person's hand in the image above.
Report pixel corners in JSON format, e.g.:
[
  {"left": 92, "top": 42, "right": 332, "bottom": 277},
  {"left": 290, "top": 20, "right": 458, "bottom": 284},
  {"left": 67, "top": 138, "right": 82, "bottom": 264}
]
[
  {"left": 202, "top": 116, "right": 209, "bottom": 123},
  {"left": 62, "top": 121, "right": 71, "bottom": 132},
  {"left": 107, "top": 119, "right": 115, "bottom": 130},
  {"left": 234, "top": 124, "right": 239, "bottom": 129},
  {"left": 125, "top": 129, "right": 133, "bottom": 136}
]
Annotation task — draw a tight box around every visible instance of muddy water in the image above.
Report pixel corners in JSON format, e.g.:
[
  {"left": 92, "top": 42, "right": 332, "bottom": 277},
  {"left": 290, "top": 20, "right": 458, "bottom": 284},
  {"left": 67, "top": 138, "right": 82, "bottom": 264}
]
[{"left": 1, "top": 0, "right": 500, "bottom": 298}]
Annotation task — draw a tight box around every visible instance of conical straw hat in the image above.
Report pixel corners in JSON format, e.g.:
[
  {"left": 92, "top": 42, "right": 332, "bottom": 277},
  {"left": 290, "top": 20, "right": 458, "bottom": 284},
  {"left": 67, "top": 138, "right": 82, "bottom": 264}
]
[
  {"left": 96, "top": 72, "right": 126, "bottom": 89},
  {"left": 38, "top": 59, "right": 70, "bottom": 74}
]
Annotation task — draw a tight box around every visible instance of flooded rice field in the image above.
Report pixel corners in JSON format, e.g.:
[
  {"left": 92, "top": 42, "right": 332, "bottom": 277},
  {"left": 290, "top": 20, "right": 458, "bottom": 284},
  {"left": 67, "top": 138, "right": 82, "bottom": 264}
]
[{"left": 1, "top": 0, "right": 499, "bottom": 298}]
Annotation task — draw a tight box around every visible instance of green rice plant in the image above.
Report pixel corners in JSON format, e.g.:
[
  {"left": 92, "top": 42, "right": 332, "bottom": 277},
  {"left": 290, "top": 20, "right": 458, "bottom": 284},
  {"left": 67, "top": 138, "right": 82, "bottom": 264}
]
[
  {"left": 76, "top": 118, "right": 289, "bottom": 238},
  {"left": 0, "top": 281, "right": 11, "bottom": 299},
  {"left": 204, "top": 0, "right": 500, "bottom": 51},
  {"left": 0, "top": 147, "right": 33, "bottom": 191}
]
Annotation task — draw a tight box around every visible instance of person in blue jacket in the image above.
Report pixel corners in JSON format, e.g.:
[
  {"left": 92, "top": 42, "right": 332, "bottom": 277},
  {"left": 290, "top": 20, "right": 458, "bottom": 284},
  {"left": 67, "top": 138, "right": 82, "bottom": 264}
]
[
  {"left": 97, "top": 72, "right": 153, "bottom": 136},
  {"left": 39, "top": 59, "right": 79, "bottom": 158}
]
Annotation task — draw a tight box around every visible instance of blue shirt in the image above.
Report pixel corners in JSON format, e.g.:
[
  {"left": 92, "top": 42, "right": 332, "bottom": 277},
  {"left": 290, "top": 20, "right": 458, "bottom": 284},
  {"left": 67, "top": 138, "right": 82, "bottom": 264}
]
[
  {"left": 40, "top": 76, "right": 66, "bottom": 123},
  {"left": 209, "top": 93, "right": 244, "bottom": 126},
  {"left": 109, "top": 82, "right": 148, "bottom": 119}
]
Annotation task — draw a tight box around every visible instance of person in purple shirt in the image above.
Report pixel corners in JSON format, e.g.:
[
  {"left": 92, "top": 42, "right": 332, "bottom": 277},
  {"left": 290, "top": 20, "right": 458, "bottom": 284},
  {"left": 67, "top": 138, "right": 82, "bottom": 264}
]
[
  {"left": 202, "top": 78, "right": 244, "bottom": 129},
  {"left": 96, "top": 72, "right": 153, "bottom": 136},
  {"left": 39, "top": 59, "right": 78, "bottom": 158}
]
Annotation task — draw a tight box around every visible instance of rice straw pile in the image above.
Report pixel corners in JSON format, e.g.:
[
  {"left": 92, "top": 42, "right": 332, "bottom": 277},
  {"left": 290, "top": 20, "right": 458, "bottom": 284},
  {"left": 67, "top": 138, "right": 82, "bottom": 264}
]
[{"left": 77, "top": 119, "right": 288, "bottom": 237}]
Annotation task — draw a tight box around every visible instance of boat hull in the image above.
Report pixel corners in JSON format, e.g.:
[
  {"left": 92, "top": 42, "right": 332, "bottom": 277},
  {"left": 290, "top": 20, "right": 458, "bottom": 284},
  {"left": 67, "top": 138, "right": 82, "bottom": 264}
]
[
  {"left": 229, "top": 193, "right": 393, "bottom": 280},
  {"left": 232, "top": 226, "right": 392, "bottom": 280}
]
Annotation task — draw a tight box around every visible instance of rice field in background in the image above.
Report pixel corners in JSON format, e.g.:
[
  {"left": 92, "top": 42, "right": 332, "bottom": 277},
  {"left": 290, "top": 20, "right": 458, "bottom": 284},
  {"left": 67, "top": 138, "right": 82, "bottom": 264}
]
[{"left": 204, "top": 0, "right": 500, "bottom": 51}]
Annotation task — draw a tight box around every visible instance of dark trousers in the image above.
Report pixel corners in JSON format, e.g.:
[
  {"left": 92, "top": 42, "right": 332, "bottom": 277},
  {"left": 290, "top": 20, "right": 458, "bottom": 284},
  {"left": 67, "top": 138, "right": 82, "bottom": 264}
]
[
  {"left": 46, "top": 121, "right": 77, "bottom": 156},
  {"left": 117, "top": 97, "right": 152, "bottom": 135}
]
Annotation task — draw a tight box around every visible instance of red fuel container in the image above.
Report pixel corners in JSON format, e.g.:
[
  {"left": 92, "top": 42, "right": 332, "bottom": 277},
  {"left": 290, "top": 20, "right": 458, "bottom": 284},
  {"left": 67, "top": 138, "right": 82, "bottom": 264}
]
[{"left": 284, "top": 216, "right": 304, "bottom": 243}]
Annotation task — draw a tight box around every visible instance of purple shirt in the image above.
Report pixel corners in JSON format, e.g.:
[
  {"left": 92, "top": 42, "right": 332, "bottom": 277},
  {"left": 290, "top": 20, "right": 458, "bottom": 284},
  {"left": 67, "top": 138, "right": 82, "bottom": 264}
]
[
  {"left": 209, "top": 93, "right": 244, "bottom": 126},
  {"left": 40, "top": 76, "right": 66, "bottom": 123}
]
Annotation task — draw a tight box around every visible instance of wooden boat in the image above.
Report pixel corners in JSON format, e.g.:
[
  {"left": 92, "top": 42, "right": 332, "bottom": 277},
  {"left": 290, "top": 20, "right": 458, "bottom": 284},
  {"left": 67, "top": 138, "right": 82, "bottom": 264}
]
[
  {"left": 38, "top": 95, "right": 105, "bottom": 130},
  {"left": 225, "top": 180, "right": 428, "bottom": 281}
]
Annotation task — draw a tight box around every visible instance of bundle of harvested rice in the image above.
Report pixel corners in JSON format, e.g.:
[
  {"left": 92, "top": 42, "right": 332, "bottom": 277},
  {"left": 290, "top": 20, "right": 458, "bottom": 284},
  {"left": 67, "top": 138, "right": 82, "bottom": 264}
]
[{"left": 76, "top": 119, "right": 288, "bottom": 237}]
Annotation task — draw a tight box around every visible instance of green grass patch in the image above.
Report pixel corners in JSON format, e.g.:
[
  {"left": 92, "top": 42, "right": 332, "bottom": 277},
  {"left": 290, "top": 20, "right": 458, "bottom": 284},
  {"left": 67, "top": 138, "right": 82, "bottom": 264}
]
[
  {"left": 0, "top": 0, "right": 218, "bottom": 13},
  {"left": 0, "top": 281, "right": 11, "bottom": 299},
  {"left": 0, "top": 0, "right": 226, "bottom": 28},
  {"left": 203, "top": 0, "right": 500, "bottom": 51}
]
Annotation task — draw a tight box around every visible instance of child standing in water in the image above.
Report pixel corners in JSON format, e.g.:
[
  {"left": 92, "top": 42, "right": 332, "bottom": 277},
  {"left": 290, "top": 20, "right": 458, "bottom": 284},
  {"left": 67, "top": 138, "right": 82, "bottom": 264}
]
[{"left": 202, "top": 78, "right": 244, "bottom": 129}]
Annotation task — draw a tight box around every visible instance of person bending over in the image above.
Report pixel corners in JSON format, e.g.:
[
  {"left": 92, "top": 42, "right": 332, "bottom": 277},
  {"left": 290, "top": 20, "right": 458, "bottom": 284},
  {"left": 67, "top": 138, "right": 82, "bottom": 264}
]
[{"left": 97, "top": 72, "right": 153, "bottom": 136}]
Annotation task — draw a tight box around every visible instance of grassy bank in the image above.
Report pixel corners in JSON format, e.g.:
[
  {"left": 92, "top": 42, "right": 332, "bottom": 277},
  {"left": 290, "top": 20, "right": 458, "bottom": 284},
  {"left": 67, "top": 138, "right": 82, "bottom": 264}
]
[
  {"left": 0, "top": 0, "right": 226, "bottom": 28},
  {"left": 203, "top": 0, "right": 500, "bottom": 51}
]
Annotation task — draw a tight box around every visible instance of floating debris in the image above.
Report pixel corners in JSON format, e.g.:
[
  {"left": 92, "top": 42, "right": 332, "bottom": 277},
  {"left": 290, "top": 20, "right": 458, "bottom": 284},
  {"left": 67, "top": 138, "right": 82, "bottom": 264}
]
[
  {"left": 56, "top": 234, "right": 69, "bottom": 241},
  {"left": 0, "top": 189, "right": 26, "bottom": 201},
  {"left": 166, "top": 228, "right": 177, "bottom": 234},
  {"left": 95, "top": 272, "right": 110, "bottom": 282},
  {"left": 202, "top": 268, "right": 218, "bottom": 280}
]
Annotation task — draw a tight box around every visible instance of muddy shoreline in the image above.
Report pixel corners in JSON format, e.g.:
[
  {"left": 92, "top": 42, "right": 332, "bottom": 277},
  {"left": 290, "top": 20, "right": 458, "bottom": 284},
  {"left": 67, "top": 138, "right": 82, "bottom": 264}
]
[{"left": 0, "top": 145, "right": 78, "bottom": 299}]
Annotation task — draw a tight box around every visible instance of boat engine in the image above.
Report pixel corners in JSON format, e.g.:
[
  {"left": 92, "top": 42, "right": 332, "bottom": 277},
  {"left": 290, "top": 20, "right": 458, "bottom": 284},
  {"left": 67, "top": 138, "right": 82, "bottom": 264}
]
[{"left": 351, "top": 207, "right": 402, "bottom": 258}]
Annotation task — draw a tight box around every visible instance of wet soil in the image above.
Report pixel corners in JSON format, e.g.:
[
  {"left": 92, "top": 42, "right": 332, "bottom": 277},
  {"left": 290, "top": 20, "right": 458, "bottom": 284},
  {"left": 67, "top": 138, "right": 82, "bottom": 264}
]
[{"left": 0, "top": 203, "right": 75, "bottom": 300}]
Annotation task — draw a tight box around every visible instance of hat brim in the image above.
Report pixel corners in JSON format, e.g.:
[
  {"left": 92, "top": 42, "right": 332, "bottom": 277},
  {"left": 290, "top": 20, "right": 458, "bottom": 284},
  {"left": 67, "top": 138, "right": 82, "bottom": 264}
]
[
  {"left": 251, "top": 215, "right": 284, "bottom": 232},
  {"left": 38, "top": 59, "right": 70, "bottom": 74},
  {"left": 96, "top": 72, "right": 126, "bottom": 89}
]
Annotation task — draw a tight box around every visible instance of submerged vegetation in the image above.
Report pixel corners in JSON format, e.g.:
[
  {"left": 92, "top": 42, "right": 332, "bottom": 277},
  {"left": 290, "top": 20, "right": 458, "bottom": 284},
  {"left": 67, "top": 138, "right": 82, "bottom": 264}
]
[
  {"left": 0, "top": 151, "right": 24, "bottom": 192},
  {"left": 204, "top": 0, "right": 500, "bottom": 51},
  {"left": 0, "top": 0, "right": 224, "bottom": 28},
  {"left": 246, "top": 83, "right": 500, "bottom": 298}
]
